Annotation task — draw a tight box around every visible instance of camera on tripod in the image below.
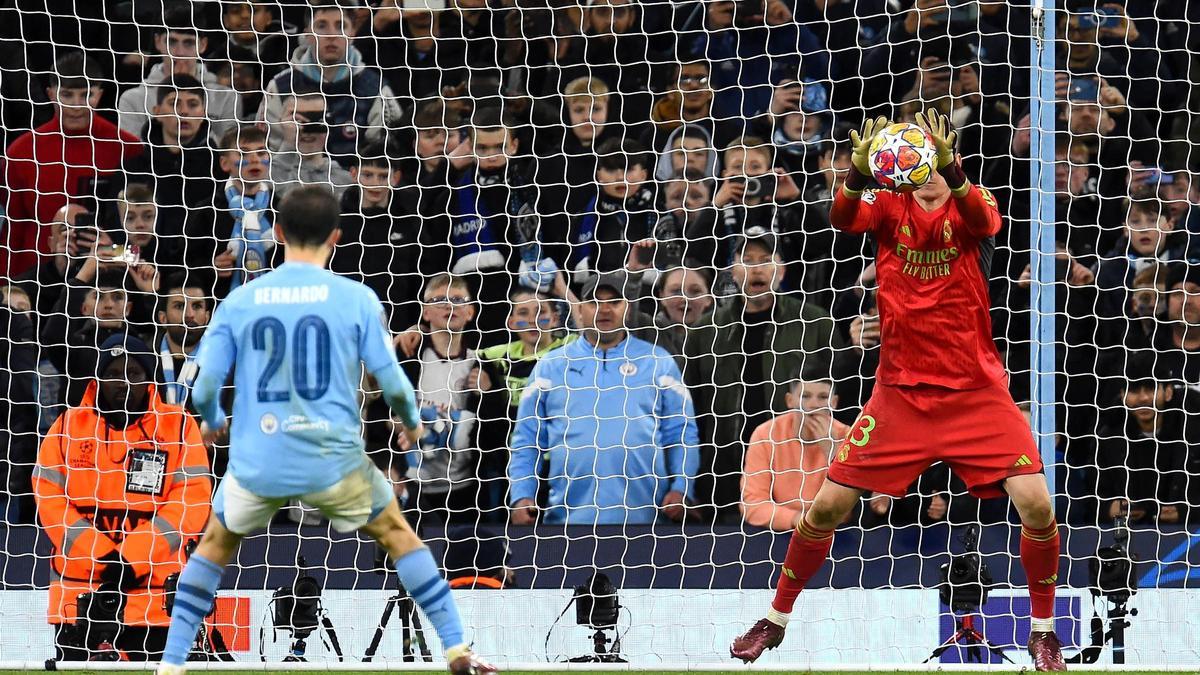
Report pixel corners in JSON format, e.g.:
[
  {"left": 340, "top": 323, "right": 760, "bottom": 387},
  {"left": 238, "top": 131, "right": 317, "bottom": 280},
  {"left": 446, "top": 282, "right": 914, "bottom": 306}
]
[
  {"left": 1089, "top": 517, "right": 1136, "bottom": 603},
  {"left": 163, "top": 539, "right": 234, "bottom": 661},
  {"left": 1069, "top": 516, "right": 1140, "bottom": 665},
  {"left": 926, "top": 525, "right": 1011, "bottom": 665},
  {"left": 938, "top": 524, "right": 993, "bottom": 613},
  {"left": 264, "top": 556, "right": 343, "bottom": 662},
  {"left": 567, "top": 571, "right": 625, "bottom": 663},
  {"left": 72, "top": 585, "right": 125, "bottom": 661}
]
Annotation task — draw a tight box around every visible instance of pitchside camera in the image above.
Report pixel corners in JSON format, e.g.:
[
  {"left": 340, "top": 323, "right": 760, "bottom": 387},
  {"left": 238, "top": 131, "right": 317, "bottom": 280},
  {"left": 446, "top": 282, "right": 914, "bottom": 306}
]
[
  {"left": 1069, "top": 517, "right": 1140, "bottom": 664},
  {"left": 565, "top": 571, "right": 626, "bottom": 663},
  {"left": 74, "top": 586, "right": 125, "bottom": 660},
  {"left": 269, "top": 556, "right": 343, "bottom": 662},
  {"left": 574, "top": 572, "right": 620, "bottom": 629},
  {"left": 1089, "top": 517, "right": 1137, "bottom": 602},
  {"left": 926, "top": 525, "right": 1010, "bottom": 665},
  {"left": 938, "top": 525, "right": 992, "bottom": 613}
]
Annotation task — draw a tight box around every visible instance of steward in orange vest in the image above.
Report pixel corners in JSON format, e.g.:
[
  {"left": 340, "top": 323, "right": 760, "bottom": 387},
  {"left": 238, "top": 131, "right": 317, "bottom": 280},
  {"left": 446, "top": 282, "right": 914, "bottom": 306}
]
[{"left": 34, "top": 333, "right": 211, "bottom": 659}]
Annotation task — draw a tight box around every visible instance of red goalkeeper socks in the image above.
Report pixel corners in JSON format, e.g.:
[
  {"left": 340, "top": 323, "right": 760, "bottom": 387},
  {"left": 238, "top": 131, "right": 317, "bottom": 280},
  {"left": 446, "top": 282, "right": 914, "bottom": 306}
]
[
  {"left": 770, "top": 519, "right": 835, "bottom": 617},
  {"left": 1020, "top": 519, "right": 1060, "bottom": 620}
]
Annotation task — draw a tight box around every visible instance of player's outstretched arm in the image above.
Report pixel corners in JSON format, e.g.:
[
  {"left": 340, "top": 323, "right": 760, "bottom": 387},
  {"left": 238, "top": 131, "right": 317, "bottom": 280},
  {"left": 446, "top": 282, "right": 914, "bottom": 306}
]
[
  {"left": 831, "top": 116, "right": 889, "bottom": 234},
  {"left": 916, "top": 107, "right": 1002, "bottom": 238}
]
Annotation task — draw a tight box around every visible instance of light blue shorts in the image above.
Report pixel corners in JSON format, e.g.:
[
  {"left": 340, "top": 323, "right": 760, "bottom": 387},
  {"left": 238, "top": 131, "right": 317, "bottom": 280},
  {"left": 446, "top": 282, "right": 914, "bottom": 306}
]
[{"left": 213, "top": 458, "right": 393, "bottom": 535}]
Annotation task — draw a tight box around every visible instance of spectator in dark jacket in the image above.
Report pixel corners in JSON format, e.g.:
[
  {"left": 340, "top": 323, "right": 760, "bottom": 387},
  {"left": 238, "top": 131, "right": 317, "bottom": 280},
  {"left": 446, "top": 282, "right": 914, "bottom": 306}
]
[
  {"left": 1093, "top": 356, "right": 1195, "bottom": 525},
  {"left": 40, "top": 269, "right": 143, "bottom": 407},
  {"left": 709, "top": 137, "right": 814, "bottom": 297},
  {"left": 15, "top": 205, "right": 87, "bottom": 327},
  {"left": 0, "top": 300, "right": 38, "bottom": 523},
  {"left": 1095, "top": 199, "right": 1189, "bottom": 318},
  {"left": 259, "top": 0, "right": 400, "bottom": 160},
  {"left": 114, "top": 183, "right": 184, "bottom": 276},
  {"left": 331, "top": 151, "right": 432, "bottom": 332},
  {"left": 683, "top": 228, "right": 843, "bottom": 520},
  {"left": 122, "top": 76, "right": 226, "bottom": 226},
  {"left": 559, "top": 139, "right": 659, "bottom": 293}
]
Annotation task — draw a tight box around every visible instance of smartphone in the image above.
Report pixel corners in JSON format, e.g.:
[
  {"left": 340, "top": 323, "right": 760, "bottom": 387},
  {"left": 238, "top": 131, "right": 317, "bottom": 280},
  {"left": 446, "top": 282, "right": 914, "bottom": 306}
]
[
  {"left": 1078, "top": 9, "right": 1120, "bottom": 30},
  {"left": 1143, "top": 168, "right": 1174, "bottom": 186},
  {"left": 1068, "top": 76, "right": 1100, "bottom": 102},
  {"left": 861, "top": 288, "right": 877, "bottom": 314},
  {"left": 300, "top": 121, "right": 328, "bottom": 136},
  {"left": 1096, "top": 6, "right": 1121, "bottom": 29},
  {"left": 635, "top": 241, "right": 656, "bottom": 266},
  {"left": 743, "top": 174, "right": 778, "bottom": 200}
]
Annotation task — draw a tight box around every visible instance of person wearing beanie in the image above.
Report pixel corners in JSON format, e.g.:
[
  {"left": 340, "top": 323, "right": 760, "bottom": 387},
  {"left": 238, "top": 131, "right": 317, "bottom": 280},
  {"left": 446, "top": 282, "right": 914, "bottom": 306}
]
[{"left": 33, "top": 332, "right": 212, "bottom": 661}]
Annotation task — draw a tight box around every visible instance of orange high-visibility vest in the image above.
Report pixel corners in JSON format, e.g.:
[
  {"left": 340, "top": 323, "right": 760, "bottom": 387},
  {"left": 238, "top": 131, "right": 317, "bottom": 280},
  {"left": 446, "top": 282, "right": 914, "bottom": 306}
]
[
  {"left": 447, "top": 576, "right": 505, "bottom": 589},
  {"left": 34, "top": 380, "right": 212, "bottom": 626}
]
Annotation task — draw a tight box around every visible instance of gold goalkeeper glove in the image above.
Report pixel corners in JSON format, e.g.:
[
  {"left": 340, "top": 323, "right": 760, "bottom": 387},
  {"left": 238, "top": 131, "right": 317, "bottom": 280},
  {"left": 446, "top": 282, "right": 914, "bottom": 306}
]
[
  {"left": 849, "top": 116, "right": 890, "bottom": 177},
  {"left": 916, "top": 107, "right": 959, "bottom": 170}
]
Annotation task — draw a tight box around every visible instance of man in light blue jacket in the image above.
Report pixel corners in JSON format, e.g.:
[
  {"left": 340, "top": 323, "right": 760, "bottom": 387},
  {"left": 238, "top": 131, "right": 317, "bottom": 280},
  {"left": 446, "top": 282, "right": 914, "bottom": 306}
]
[{"left": 508, "top": 272, "right": 700, "bottom": 525}]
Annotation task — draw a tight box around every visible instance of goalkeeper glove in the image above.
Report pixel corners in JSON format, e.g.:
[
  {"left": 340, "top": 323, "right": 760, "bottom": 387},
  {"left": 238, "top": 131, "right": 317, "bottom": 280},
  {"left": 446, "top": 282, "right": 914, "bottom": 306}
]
[
  {"left": 916, "top": 107, "right": 969, "bottom": 195},
  {"left": 915, "top": 107, "right": 959, "bottom": 170},
  {"left": 849, "top": 116, "right": 890, "bottom": 177}
]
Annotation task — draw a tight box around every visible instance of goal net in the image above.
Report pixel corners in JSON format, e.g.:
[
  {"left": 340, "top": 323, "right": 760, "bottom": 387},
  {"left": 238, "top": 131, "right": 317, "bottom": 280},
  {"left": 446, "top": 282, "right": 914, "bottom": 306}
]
[{"left": 0, "top": 0, "right": 1197, "bottom": 669}]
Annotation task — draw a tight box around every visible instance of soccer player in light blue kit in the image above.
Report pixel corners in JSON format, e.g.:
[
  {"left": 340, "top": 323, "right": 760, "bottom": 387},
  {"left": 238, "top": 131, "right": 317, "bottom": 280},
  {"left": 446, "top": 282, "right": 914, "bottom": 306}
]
[{"left": 157, "top": 186, "right": 495, "bottom": 675}]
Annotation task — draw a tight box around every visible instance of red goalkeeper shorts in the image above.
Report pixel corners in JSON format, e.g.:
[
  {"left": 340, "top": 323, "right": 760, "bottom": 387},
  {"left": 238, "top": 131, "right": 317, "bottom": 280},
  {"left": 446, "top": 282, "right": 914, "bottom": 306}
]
[{"left": 827, "top": 378, "right": 1042, "bottom": 499}]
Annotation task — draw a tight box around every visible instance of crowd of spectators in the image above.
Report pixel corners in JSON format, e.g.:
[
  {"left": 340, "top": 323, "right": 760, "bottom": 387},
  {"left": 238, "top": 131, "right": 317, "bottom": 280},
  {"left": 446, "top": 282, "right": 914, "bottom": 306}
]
[{"left": 1, "top": 0, "right": 1199, "bottom": 546}]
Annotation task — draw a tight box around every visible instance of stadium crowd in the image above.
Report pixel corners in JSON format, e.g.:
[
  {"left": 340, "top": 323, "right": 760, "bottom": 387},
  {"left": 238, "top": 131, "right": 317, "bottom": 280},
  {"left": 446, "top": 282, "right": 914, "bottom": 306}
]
[{"left": 1, "top": 0, "right": 1199, "bottom": 551}]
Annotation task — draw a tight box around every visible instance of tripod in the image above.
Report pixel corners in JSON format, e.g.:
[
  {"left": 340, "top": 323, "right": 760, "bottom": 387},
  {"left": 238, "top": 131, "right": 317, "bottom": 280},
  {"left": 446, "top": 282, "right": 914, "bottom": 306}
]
[
  {"left": 188, "top": 620, "right": 235, "bottom": 662},
  {"left": 924, "top": 614, "right": 1014, "bottom": 664},
  {"left": 280, "top": 615, "right": 344, "bottom": 662},
  {"left": 363, "top": 591, "right": 432, "bottom": 662},
  {"left": 1067, "top": 592, "right": 1136, "bottom": 664},
  {"left": 567, "top": 628, "right": 626, "bottom": 663}
]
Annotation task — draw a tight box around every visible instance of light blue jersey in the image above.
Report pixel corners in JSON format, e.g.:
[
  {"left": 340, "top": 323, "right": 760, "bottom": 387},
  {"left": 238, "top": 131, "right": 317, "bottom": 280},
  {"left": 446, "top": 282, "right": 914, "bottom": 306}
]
[{"left": 192, "top": 261, "right": 419, "bottom": 497}]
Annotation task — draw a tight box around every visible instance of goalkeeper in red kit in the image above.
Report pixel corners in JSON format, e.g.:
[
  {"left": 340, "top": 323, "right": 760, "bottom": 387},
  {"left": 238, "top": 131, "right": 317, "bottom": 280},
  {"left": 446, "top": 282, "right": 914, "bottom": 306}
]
[{"left": 729, "top": 110, "right": 1066, "bottom": 672}]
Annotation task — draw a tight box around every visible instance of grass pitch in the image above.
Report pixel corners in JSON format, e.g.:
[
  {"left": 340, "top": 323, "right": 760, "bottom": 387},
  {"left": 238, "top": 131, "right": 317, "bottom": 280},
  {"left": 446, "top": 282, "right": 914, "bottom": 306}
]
[{"left": 2, "top": 667, "right": 1190, "bottom": 672}]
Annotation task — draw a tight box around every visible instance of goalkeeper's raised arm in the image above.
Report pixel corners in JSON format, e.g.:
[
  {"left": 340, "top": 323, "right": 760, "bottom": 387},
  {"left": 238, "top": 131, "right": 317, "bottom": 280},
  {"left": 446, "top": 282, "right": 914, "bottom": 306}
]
[{"left": 830, "top": 111, "right": 1002, "bottom": 241}]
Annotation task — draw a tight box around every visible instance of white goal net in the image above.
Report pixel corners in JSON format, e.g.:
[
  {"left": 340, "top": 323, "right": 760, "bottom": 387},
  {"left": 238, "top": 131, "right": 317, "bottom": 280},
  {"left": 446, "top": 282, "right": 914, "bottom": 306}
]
[{"left": 0, "top": 0, "right": 1198, "bottom": 669}]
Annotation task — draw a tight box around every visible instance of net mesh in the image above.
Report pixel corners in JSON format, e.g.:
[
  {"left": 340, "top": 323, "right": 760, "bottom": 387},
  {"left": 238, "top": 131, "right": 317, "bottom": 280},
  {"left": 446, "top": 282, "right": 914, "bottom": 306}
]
[{"left": 0, "top": 0, "right": 1198, "bottom": 668}]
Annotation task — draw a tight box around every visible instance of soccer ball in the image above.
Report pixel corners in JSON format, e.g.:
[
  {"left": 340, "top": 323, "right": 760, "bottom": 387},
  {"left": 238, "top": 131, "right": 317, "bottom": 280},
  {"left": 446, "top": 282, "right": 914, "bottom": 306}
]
[{"left": 868, "top": 122, "right": 939, "bottom": 192}]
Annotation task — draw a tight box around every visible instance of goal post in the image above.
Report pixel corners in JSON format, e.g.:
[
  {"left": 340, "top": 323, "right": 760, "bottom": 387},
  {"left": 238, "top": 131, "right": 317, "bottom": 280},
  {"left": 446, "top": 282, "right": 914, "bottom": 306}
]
[{"left": 1029, "top": 0, "right": 1057, "bottom": 490}]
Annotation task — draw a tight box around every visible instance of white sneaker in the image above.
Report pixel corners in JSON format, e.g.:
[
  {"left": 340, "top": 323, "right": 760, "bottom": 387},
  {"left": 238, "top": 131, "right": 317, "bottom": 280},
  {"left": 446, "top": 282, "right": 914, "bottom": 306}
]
[{"left": 156, "top": 663, "right": 187, "bottom": 675}]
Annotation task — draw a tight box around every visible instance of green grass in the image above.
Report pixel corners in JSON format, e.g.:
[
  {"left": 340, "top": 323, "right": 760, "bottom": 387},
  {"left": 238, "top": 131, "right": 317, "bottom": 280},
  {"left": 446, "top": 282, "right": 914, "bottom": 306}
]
[{"left": 2, "top": 667, "right": 1190, "bottom": 672}]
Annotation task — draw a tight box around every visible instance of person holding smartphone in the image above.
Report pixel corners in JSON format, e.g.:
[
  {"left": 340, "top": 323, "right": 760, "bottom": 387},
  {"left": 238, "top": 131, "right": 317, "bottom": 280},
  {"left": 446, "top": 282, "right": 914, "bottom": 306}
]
[{"left": 709, "top": 137, "right": 809, "bottom": 297}]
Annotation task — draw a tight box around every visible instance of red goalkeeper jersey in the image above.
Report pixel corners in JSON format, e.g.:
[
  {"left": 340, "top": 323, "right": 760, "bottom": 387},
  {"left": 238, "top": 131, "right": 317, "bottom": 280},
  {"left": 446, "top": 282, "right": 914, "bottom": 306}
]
[{"left": 830, "top": 184, "right": 1007, "bottom": 390}]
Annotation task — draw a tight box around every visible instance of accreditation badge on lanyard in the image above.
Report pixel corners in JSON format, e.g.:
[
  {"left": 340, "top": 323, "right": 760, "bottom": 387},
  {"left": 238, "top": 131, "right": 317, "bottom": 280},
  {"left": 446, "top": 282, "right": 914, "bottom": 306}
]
[{"left": 159, "top": 336, "right": 199, "bottom": 406}]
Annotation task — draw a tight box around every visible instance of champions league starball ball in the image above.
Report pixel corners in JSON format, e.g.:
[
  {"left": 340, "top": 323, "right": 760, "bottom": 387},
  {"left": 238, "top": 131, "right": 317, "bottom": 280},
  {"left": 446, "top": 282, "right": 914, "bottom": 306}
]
[{"left": 868, "top": 122, "right": 939, "bottom": 192}]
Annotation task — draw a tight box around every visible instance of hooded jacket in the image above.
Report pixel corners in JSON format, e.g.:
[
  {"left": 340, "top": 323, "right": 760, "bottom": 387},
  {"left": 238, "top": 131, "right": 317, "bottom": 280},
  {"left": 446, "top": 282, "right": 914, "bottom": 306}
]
[
  {"left": 260, "top": 43, "right": 400, "bottom": 159},
  {"left": 509, "top": 334, "right": 699, "bottom": 524},
  {"left": 117, "top": 62, "right": 242, "bottom": 144},
  {"left": 33, "top": 378, "right": 211, "bottom": 626},
  {"left": 653, "top": 123, "right": 719, "bottom": 182}
]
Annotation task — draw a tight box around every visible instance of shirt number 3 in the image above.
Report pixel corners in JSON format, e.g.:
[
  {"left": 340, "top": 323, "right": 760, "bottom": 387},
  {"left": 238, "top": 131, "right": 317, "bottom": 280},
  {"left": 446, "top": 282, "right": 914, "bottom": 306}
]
[{"left": 848, "top": 415, "right": 876, "bottom": 447}]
